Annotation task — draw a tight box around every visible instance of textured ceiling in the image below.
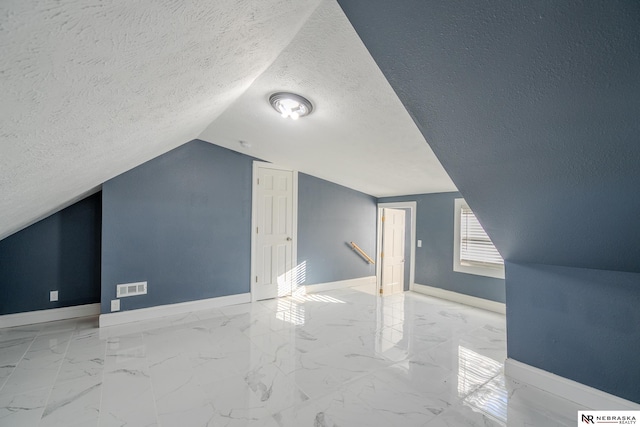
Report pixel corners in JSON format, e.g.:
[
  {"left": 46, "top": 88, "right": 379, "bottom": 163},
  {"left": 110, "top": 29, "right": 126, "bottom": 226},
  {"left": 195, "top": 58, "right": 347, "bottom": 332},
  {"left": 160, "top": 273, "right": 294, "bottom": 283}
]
[
  {"left": 0, "top": 0, "right": 456, "bottom": 241},
  {"left": 199, "top": 0, "right": 455, "bottom": 198},
  {"left": 0, "top": 0, "right": 321, "bottom": 240}
]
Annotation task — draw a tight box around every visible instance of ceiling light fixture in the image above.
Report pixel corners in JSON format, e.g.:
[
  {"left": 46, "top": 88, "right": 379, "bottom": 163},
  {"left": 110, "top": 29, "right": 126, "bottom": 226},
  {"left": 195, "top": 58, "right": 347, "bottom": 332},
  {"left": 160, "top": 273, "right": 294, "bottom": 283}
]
[{"left": 269, "top": 92, "right": 313, "bottom": 120}]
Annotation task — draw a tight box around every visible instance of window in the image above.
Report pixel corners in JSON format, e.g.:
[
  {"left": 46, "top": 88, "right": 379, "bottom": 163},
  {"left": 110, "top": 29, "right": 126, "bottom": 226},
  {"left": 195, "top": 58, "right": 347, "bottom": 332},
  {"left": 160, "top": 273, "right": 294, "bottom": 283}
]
[{"left": 454, "top": 198, "right": 504, "bottom": 279}]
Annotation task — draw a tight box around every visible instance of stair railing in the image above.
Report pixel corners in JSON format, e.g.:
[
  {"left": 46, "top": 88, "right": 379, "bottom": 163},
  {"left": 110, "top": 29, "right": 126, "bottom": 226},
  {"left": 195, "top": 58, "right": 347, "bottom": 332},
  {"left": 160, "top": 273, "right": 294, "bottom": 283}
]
[{"left": 350, "top": 241, "right": 375, "bottom": 264}]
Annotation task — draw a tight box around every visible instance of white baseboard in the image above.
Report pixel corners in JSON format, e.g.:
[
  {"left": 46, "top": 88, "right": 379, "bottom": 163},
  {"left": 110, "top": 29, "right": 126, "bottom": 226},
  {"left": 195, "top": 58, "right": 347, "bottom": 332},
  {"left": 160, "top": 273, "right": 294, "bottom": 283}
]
[
  {"left": 303, "top": 276, "right": 376, "bottom": 294},
  {"left": 99, "top": 293, "right": 251, "bottom": 328},
  {"left": 0, "top": 303, "right": 100, "bottom": 328},
  {"left": 411, "top": 283, "right": 506, "bottom": 314},
  {"left": 505, "top": 358, "right": 640, "bottom": 410}
]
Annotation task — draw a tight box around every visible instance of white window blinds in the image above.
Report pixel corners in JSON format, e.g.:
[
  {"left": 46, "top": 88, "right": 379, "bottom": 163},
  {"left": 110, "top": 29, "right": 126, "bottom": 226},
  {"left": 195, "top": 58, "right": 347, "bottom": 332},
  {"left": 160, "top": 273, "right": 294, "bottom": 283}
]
[{"left": 459, "top": 206, "right": 503, "bottom": 267}]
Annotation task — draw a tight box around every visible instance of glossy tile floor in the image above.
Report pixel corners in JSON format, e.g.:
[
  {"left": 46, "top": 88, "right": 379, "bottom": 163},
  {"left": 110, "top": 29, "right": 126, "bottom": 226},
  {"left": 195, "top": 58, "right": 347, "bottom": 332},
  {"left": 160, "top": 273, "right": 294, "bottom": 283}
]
[{"left": 0, "top": 285, "right": 582, "bottom": 426}]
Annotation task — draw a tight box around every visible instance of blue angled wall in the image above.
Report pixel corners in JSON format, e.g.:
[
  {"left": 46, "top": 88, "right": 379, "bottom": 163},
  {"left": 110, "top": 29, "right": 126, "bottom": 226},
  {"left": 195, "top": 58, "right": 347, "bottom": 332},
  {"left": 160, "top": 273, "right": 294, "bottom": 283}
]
[
  {"left": 0, "top": 193, "right": 102, "bottom": 315},
  {"left": 337, "top": 0, "right": 640, "bottom": 402}
]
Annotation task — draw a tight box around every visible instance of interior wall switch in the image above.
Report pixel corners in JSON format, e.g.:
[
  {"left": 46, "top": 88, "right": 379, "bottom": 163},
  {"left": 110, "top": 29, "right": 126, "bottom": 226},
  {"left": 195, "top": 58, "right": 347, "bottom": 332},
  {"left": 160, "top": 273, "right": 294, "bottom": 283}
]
[
  {"left": 417, "top": 240, "right": 422, "bottom": 248},
  {"left": 50, "top": 290, "right": 58, "bottom": 302},
  {"left": 111, "top": 299, "right": 120, "bottom": 312}
]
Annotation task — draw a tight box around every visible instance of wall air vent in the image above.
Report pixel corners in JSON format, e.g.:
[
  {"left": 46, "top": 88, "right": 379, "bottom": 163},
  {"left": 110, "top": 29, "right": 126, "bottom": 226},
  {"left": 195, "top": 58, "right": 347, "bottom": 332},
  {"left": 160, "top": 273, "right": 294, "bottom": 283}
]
[{"left": 116, "top": 281, "right": 147, "bottom": 298}]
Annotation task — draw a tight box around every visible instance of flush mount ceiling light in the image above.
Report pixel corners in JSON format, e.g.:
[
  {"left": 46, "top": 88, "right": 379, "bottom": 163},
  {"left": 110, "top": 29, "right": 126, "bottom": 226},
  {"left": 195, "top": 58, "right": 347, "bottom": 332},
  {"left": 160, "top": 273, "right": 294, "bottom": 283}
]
[{"left": 269, "top": 92, "right": 313, "bottom": 120}]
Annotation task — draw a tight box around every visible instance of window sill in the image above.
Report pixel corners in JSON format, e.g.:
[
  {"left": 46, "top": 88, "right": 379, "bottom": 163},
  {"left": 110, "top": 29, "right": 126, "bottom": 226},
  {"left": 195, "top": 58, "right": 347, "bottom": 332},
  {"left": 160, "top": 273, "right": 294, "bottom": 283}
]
[{"left": 454, "top": 263, "right": 505, "bottom": 279}]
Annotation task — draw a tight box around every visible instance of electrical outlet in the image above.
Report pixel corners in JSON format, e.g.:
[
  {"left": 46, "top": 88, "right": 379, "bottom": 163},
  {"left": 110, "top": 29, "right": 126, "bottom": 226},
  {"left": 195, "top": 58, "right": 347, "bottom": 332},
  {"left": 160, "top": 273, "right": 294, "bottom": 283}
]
[
  {"left": 50, "top": 290, "right": 58, "bottom": 302},
  {"left": 111, "top": 299, "right": 120, "bottom": 312},
  {"left": 417, "top": 240, "right": 422, "bottom": 248}
]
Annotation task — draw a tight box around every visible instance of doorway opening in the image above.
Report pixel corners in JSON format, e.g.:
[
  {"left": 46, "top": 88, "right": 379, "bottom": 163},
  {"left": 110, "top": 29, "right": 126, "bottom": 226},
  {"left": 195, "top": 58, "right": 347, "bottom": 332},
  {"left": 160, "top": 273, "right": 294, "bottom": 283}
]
[{"left": 376, "top": 202, "right": 416, "bottom": 295}]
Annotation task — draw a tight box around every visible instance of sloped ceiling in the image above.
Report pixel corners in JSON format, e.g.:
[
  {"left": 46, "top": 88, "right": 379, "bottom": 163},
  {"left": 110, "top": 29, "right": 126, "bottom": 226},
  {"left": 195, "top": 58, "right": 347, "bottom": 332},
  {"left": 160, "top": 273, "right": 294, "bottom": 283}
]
[
  {"left": 0, "top": 0, "right": 456, "bottom": 241},
  {"left": 337, "top": 0, "right": 640, "bottom": 272},
  {"left": 199, "top": 0, "right": 455, "bottom": 198},
  {"left": 0, "top": 0, "right": 322, "bottom": 240}
]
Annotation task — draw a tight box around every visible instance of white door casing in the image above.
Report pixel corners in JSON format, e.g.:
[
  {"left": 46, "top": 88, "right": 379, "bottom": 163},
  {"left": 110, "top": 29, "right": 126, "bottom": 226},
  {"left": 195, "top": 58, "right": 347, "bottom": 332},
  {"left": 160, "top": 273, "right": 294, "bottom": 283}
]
[
  {"left": 376, "top": 202, "right": 416, "bottom": 293},
  {"left": 251, "top": 162, "right": 297, "bottom": 301},
  {"left": 381, "top": 208, "right": 405, "bottom": 295}
]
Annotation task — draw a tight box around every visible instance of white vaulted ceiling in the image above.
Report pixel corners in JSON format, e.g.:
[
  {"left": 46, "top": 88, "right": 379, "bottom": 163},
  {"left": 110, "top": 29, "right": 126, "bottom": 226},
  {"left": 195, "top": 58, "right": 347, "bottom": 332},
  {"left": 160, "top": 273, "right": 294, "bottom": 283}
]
[
  {"left": 200, "top": 0, "right": 455, "bottom": 197},
  {"left": 0, "top": 0, "right": 455, "bottom": 240}
]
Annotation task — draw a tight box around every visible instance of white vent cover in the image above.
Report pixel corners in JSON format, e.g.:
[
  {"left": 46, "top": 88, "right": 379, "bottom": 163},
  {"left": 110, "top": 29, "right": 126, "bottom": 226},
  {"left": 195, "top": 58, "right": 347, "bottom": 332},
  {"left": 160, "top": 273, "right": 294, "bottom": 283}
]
[{"left": 116, "top": 281, "right": 147, "bottom": 298}]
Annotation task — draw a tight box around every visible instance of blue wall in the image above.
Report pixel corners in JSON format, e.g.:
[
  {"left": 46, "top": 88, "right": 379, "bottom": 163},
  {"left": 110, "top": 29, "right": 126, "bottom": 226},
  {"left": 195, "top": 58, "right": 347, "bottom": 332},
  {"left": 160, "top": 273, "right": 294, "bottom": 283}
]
[
  {"left": 338, "top": 0, "right": 640, "bottom": 402},
  {"left": 101, "top": 140, "right": 254, "bottom": 313},
  {"left": 298, "top": 173, "right": 376, "bottom": 285},
  {"left": 380, "top": 193, "right": 505, "bottom": 303},
  {"left": 337, "top": 0, "right": 640, "bottom": 272},
  {"left": 1, "top": 140, "right": 379, "bottom": 316},
  {"left": 0, "top": 193, "right": 101, "bottom": 315},
  {"left": 507, "top": 263, "right": 640, "bottom": 402}
]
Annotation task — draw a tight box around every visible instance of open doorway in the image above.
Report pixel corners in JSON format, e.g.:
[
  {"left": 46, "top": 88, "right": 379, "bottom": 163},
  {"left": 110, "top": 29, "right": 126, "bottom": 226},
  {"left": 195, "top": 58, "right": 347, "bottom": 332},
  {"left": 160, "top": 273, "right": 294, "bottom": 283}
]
[{"left": 376, "top": 202, "right": 416, "bottom": 295}]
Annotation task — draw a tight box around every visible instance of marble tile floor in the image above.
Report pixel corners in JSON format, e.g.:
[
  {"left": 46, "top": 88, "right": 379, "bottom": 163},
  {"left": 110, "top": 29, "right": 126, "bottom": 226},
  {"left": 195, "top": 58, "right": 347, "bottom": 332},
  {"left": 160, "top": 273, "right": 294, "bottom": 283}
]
[{"left": 0, "top": 285, "right": 583, "bottom": 426}]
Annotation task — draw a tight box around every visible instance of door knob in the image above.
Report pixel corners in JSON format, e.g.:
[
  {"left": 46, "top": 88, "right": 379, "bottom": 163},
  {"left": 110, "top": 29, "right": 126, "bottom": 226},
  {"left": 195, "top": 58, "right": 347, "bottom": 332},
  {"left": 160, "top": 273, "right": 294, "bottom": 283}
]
[{"left": 286, "top": 237, "right": 292, "bottom": 241}]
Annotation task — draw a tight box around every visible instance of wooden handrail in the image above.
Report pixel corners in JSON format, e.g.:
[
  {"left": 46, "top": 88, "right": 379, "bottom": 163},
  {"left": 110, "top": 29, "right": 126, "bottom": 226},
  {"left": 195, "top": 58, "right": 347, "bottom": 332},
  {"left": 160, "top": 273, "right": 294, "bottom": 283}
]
[{"left": 350, "top": 241, "right": 375, "bottom": 264}]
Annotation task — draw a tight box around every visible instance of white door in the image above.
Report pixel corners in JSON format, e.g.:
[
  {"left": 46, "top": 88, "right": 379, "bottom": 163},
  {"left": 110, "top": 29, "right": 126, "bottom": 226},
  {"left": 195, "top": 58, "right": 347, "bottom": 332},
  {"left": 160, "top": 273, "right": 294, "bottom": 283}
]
[
  {"left": 381, "top": 208, "right": 405, "bottom": 295},
  {"left": 253, "top": 165, "right": 295, "bottom": 301}
]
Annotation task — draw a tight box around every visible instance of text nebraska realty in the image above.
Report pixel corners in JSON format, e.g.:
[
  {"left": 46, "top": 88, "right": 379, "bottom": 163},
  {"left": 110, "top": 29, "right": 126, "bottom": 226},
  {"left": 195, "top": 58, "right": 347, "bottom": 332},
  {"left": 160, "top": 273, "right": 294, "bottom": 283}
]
[{"left": 583, "top": 414, "right": 637, "bottom": 424}]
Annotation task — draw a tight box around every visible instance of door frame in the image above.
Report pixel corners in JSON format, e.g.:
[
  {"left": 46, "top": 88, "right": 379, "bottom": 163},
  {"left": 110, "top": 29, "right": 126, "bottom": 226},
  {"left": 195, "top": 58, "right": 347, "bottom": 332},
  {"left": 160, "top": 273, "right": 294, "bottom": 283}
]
[
  {"left": 376, "top": 201, "right": 417, "bottom": 294},
  {"left": 250, "top": 161, "right": 298, "bottom": 302}
]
